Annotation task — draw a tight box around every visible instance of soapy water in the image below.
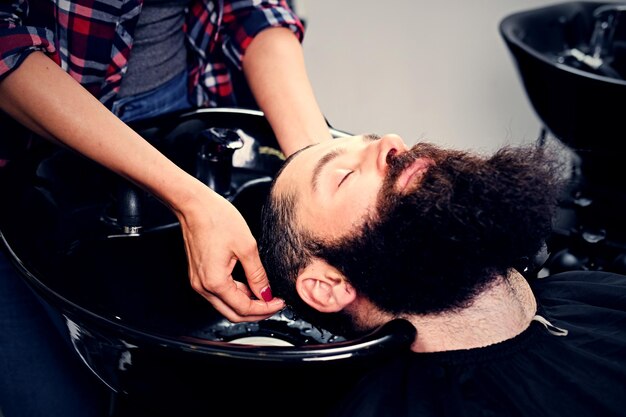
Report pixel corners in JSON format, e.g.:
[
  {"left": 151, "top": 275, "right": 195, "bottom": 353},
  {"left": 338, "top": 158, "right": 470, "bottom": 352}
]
[
  {"left": 228, "top": 336, "right": 294, "bottom": 346},
  {"left": 188, "top": 306, "right": 347, "bottom": 346}
]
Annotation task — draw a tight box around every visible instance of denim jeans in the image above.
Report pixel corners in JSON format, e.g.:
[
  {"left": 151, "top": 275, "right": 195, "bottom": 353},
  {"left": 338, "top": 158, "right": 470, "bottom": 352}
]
[{"left": 111, "top": 70, "right": 193, "bottom": 123}]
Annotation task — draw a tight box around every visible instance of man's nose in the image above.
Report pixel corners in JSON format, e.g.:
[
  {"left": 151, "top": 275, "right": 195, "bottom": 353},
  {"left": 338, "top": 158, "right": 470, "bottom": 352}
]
[{"left": 375, "top": 134, "right": 407, "bottom": 173}]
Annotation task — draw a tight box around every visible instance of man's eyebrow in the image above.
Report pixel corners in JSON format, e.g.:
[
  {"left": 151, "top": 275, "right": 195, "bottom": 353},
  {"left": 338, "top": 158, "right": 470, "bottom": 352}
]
[
  {"left": 311, "top": 148, "right": 346, "bottom": 192},
  {"left": 310, "top": 134, "right": 381, "bottom": 192}
]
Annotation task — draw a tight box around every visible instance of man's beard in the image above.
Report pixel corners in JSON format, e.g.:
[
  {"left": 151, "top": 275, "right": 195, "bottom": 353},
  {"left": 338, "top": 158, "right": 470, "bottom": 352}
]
[{"left": 310, "top": 142, "right": 564, "bottom": 317}]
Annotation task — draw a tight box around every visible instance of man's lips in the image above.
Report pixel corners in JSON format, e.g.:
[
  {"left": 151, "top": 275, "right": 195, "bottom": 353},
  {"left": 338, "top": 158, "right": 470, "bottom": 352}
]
[{"left": 396, "top": 158, "right": 433, "bottom": 191}]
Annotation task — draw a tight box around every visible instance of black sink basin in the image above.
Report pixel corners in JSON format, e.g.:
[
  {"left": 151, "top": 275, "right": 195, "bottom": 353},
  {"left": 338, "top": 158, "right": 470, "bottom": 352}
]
[
  {"left": 500, "top": 1, "right": 626, "bottom": 179},
  {"left": 499, "top": 0, "right": 626, "bottom": 259},
  {"left": 0, "top": 108, "right": 415, "bottom": 417}
]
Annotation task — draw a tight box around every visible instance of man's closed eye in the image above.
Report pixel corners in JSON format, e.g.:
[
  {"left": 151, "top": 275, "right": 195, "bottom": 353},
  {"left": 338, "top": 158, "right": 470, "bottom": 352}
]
[{"left": 339, "top": 171, "right": 354, "bottom": 188}]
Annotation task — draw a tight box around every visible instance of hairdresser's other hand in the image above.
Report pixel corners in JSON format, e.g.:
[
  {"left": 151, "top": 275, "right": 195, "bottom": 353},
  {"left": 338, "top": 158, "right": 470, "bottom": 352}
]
[{"left": 175, "top": 185, "right": 284, "bottom": 322}]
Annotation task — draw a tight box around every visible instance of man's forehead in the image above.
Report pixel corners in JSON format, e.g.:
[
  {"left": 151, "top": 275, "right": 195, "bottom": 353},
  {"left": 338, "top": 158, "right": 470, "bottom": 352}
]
[
  {"left": 275, "top": 137, "right": 344, "bottom": 194},
  {"left": 273, "top": 142, "right": 318, "bottom": 196},
  {"left": 275, "top": 134, "right": 368, "bottom": 182},
  {"left": 273, "top": 134, "right": 383, "bottom": 199}
]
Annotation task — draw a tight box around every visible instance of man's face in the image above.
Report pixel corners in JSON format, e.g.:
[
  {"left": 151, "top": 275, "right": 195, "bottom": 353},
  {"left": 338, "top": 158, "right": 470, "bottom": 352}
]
[
  {"left": 267, "top": 137, "right": 561, "bottom": 316},
  {"left": 272, "top": 134, "right": 434, "bottom": 240}
]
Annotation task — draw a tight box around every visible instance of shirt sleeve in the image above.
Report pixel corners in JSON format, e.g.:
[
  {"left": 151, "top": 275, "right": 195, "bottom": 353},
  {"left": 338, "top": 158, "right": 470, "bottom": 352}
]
[
  {"left": 0, "top": 0, "right": 59, "bottom": 82},
  {"left": 219, "top": 0, "right": 304, "bottom": 71}
]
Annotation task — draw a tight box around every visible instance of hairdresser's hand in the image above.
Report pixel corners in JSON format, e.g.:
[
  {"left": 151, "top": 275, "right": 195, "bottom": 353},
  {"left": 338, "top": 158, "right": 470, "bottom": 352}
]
[
  {"left": 176, "top": 186, "right": 285, "bottom": 322},
  {"left": 0, "top": 52, "right": 282, "bottom": 322}
]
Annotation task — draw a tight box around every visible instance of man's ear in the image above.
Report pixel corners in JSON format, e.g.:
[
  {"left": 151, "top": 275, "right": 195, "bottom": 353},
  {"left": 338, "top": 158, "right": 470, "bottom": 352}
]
[{"left": 296, "top": 258, "right": 356, "bottom": 313}]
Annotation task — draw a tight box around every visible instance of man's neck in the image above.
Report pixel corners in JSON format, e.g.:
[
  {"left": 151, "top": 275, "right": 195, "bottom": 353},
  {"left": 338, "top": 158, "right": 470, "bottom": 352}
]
[{"left": 404, "top": 270, "right": 537, "bottom": 353}]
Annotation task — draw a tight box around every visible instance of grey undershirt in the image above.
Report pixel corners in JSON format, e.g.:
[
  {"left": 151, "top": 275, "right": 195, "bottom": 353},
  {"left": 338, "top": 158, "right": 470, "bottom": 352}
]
[{"left": 118, "top": 0, "right": 190, "bottom": 98}]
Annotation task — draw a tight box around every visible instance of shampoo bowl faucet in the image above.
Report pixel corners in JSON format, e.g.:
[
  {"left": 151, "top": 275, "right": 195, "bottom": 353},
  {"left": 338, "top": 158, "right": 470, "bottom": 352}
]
[{"left": 195, "top": 127, "right": 244, "bottom": 197}]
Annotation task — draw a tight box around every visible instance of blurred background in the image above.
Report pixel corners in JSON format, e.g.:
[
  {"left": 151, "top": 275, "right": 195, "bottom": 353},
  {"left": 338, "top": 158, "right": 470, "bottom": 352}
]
[{"left": 293, "top": 0, "right": 622, "bottom": 151}]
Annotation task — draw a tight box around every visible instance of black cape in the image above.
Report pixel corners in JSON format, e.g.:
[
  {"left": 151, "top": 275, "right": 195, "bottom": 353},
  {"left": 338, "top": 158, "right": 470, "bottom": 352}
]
[{"left": 328, "top": 271, "right": 626, "bottom": 417}]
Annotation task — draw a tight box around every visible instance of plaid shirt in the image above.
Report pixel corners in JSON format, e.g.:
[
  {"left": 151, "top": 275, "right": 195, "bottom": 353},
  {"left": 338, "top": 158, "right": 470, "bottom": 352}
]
[{"left": 0, "top": 0, "right": 303, "bottom": 108}]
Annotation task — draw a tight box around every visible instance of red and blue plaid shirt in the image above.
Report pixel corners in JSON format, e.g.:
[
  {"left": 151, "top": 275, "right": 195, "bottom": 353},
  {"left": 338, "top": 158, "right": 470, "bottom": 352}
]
[{"left": 0, "top": 0, "right": 304, "bottom": 109}]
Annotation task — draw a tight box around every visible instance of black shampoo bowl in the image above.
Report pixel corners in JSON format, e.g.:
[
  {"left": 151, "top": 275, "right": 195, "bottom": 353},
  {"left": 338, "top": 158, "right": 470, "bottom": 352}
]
[
  {"left": 500, "top": 2, "right": 626, "bottom": 276},
  {"left": 500, "top": 1, "right": 626, "bottom": 187},
  {"left": 0, "top": 108, "right": 415, "bottom": 416}
]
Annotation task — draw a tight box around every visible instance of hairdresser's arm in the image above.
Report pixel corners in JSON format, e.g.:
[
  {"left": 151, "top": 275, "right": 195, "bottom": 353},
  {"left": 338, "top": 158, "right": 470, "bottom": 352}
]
[
  {"left": 0, "top": 51, "right": 284, "bottom": 322},
  {"left": 243, "top": 27, "right": 332, "bottom": 157}
]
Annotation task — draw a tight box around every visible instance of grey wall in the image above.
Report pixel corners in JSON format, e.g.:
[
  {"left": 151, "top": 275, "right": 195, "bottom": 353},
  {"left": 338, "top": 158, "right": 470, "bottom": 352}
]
[{"left": 296, "top": 0, "right": 620, "bottom": 152}]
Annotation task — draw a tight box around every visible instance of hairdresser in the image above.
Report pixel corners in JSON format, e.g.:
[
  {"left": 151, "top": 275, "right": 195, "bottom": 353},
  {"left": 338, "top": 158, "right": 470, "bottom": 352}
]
[{"left": 0, "top": 1, "right": 331, "bottom": 416}]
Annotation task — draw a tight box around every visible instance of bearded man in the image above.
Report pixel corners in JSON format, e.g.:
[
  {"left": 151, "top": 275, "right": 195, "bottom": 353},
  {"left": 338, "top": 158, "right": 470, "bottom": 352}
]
[{"left": 259, "top": 134, "right": 626, "bottom": 417}]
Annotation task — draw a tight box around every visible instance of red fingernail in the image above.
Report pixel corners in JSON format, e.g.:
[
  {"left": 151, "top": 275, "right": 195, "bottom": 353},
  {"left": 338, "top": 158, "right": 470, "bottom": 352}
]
[{"left": 261, "top": 287, "right": 273, "bottom": 302}]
